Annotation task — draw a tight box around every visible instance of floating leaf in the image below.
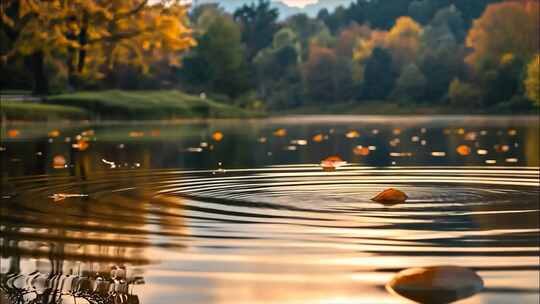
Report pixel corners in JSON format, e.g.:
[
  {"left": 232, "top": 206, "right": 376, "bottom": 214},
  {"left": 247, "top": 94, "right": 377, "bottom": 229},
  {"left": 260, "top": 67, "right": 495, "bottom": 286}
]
[
  {"left": 494, "top": 144, "right": 509, "bottom": 153},
  {"left": 73, "top": 140, "right": 89, "bottom": 151},
  {"left": 52, "top": 155, "right": 67, "bottom": 169},
  {"left": 129, "top": 131, "right": 144, "bottom": 138},
  {"left": 345, "top": 130, "right": 360, "bottom": 139},
  {"left": 386, "top": 266, "right": 484, "bottom": 304},
  {"left": 273, "top": 128, "right": 287, "bottom": 137},
  {"left": 372, "top": 188, "right": 408, "bottom": 204},
  {"left": 212, "top": 131, "right": 224, "bottom": 141},
  {"left": 392, "top": 128, "right": 401, "bottom": 135},
  {"left": 48, "top": 130, "right": 60, "bottom": 138},
  {"left": 312, "top": 134, "right": 324, "bottom": 142},
  {"left": 353, "top": 146, "right": 370, "bottom": 156},
  {"left": 7, "top": 130, "right": 19, "bottom": 138},
  {"left": 320, "top": 155, "right": 346, "bottom": 171},
  {"left": 464, "top": 132, "right": 477, "bottom": 141},
  {"left": 456, "top": 145, "right": 471, "bottom": 156}
]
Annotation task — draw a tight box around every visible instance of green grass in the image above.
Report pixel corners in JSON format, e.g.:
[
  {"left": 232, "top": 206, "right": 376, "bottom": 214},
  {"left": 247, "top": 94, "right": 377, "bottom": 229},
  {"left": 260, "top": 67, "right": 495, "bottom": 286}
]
[
  {"left": 0, "top": 101, "right": 89, "bottom": 121},
  {"left": 47, "top": 90, "right": 261, "bottom": 120}
]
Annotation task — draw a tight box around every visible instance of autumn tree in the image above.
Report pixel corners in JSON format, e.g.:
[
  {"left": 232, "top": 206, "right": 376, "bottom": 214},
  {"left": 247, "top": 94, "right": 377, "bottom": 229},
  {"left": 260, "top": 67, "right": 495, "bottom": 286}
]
[
  {"left": 525, "top": 54, "right": 540, "bottom": 106},
  {"left": 465, "top": 1, "right": 539, "bottom": 68},
  {"left": 303, "top": 44, "right": 353, "bottom": 104},
  {"left": 1, "top": 0, "right": 195, "bottom": 91}
]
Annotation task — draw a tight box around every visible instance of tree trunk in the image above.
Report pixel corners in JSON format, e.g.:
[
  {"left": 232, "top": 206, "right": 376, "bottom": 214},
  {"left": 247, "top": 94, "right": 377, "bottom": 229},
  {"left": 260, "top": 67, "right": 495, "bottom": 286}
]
[{"left": 31, "top": 51, "right": 48, "bottom": 95}]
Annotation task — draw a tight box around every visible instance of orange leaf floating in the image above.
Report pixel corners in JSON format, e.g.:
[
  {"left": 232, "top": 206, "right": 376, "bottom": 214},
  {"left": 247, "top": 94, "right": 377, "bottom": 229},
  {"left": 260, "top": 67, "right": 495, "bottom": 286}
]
[
  {"left": 7, "top": 129, "right": 19, "bottom": 138},
  {"left": 345, "top": 130, "right": 360, "bottom": 139},
  {"left": 371, "top": 188, "right": 408, "bottom": 204},
  {"left": 81, "top": 129, "right": 95, "bottom": 136},
  {"left": 312, "top": 134, "right": 324, "bottom": 142},
  {"left": 494, "top": 144, "right": 509, "bottom": 153},
  {"left": 129, "top": 131, "right": 144, "bottom": 138},
  {"left": 320, "top": 155, "right": 346, "bottom": 171},
  {"left": 392, "top": 128, "right": 401, "bottom": 135},
  {"left": 464, "top": 132, "right": 477, "bottom": 141},
  {"left": 456, "top": 145, "right": 471, "bottom": 156},
  {"left": 212, "top": 131, "right": 224, "bottom": 141},
  {"left": 353, "top": 146, "right": 370, "bottom": 156},
  {"left": 48, "top": 130, "right": 60, "bottom": 138},
  {"left": 273, "top": 128, "right": 287, "bottom": 137},
  {"left": 387, "top": 266, "right": 484, "bottom": 304},
  {"left": 73, "top": 140, "right": 89, "bottom": 151},
  {"left": 53, "top": 155, "right": 67, "bottom": 169}
]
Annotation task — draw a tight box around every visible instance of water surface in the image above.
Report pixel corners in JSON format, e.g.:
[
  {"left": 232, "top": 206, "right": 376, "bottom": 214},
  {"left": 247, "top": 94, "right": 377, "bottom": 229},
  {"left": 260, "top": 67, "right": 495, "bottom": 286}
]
[{"left": 1, "top": 116, "right": 539, "bottom": 304}]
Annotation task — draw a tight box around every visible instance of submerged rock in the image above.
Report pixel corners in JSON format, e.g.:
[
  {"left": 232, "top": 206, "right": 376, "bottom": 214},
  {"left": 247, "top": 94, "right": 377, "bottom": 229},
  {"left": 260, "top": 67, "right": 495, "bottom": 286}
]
[
  {"left": 386, "top": 266, "right": 484, "bottom": 304},
  {"left": 371, "top": 188, "right": 408, "bottom": 204}
]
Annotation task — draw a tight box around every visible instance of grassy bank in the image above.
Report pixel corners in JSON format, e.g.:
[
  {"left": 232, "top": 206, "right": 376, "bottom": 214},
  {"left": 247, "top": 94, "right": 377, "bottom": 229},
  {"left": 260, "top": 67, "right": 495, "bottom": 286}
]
[
  {"left": 1, "top": 101, "right": 89, "bottom": 121},
  {"left": 44, "top": 90, "right": 261, "bottom": 120}
]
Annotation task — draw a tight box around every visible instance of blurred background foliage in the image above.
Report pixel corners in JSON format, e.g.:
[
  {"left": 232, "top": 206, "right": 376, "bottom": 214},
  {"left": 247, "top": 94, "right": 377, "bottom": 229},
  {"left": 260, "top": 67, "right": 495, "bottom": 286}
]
[{"left": 1, "top": 0, "right": 539, "bottom": 114}]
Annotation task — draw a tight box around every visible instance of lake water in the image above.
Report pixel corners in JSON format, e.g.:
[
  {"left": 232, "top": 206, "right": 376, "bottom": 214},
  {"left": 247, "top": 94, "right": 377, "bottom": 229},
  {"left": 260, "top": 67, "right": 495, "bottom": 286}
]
[{"left": 1, "top": 115, "right": 539, "bottom": 304}]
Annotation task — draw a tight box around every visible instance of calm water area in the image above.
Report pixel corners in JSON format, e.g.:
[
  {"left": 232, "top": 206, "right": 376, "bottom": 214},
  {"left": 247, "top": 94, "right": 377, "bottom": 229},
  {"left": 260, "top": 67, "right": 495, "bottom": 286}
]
[{"left": 1, "top": 115, "right": 539, "bottom": 304}]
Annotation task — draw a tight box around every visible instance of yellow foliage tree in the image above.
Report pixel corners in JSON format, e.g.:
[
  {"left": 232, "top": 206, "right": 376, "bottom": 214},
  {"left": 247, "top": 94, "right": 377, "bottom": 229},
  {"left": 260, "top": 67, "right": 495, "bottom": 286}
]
[
  {"left": 1, "top": 0, "right": 195, "bottom": 85},
  {"left": 384, "top": 17, "right": 423, "bottom": 68},
  {"left": 353, "top": 16, "right": 422, "bottom": 68},
  {"left": 465, "top": 1, "right": 539, "bottom": 68},
  {"left": 525, "top": 54, "right": 540, "bottom": 106}
]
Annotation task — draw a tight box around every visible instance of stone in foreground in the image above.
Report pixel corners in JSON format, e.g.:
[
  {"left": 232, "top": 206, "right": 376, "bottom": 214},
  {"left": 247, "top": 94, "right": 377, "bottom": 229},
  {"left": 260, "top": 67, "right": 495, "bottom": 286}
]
[
  {"left": 371, "top": 188, "right": 408, "bottom": 204},
  {"left": 386, "top": 266, "right": 484, "bottom": 304}
]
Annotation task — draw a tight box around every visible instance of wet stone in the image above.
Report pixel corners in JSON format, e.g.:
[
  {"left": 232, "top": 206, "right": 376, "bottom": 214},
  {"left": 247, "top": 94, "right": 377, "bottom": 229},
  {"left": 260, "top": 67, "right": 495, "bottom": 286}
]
[{"left": 387, "top": 266, "right": 484, "bottom": 304}]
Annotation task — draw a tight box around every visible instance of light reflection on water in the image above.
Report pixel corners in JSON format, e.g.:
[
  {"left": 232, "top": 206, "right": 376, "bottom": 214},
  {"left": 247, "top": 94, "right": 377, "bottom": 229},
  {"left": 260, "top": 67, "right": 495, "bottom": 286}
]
[{"left": 1, "top": 116, "right": 539, "bottom": 304}]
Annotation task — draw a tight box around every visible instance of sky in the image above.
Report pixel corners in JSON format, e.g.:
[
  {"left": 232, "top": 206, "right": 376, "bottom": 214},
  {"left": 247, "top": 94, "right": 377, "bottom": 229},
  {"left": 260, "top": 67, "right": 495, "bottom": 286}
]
[{"left": 279, "top": 0, "right": 319, "bottom": 7}]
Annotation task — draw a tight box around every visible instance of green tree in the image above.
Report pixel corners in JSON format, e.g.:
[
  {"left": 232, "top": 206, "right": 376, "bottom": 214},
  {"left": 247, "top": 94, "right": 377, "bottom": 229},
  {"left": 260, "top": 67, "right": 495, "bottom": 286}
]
[
  {"left": 448, "top": 78, "right": 483, "bottom": 107},
  {"left": 361, "top": 47, "right": 396, "bottom": 100},
  {"left": 417, "top": 5, "right": 467, "bottom": 101},
  {"left": 392, "top": 64, "right": 427, "bottom": 101},
  {"left": 234, "top": 0, "right": 279, "bottom": 60},
  {"left": 183, "top": 12, "right": 250, "bottom": 97}
]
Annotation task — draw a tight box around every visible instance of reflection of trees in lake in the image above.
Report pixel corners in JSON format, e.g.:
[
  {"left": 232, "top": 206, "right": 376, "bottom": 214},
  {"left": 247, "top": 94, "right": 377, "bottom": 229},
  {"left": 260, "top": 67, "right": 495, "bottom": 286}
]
[{"left": 0, "top": 145, "right": 188, "bottom": 304}]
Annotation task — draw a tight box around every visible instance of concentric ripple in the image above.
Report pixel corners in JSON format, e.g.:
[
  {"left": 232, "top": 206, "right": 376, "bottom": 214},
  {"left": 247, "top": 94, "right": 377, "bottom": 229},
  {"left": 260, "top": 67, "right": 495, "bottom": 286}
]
[{"left": 1, "top": 165, "right": 539, "bottom": 304}]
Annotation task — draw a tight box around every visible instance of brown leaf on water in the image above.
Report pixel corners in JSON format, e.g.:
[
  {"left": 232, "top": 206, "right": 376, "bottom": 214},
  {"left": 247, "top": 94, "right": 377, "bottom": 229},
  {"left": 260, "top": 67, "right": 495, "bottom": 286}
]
[
  {"left": 48, "top": 130, "right": 60, "bottom": 138},
  {"left": 464, "top": 132, "right": 477, "bottom": 141},
  {"left": 312, "top": 134, "right": 324, "bottom": 142},
  {"left": 320, "top": 155, "right": 346, "bottom": 171},
  {"left": 129, "top": 131, "right": 145, "bottom": 138},
  {"left": 7, "top": 129, "right": 19, "bottom": 138},
  {"left": 353, "top": 146, "right": 370, "bottom": 156},
  {"left": 212, "top": 131, "right": 224, "bottom": 141},
  {"left": 345, "top": 130, "right": 360, "bottom": 139},
  {"left": 273, "top": 128, "right": 287, "bottom": 137},
  {"left": 371, "top": 188, "right": 408, "bottom": 204},
  {"left": 456, "top": 145, "right": 471, "bottom": 156},
  {"left": 73, "top": 140, "right": 89, "bottom": 151},
  {"left": 52, "top": 155, "right": 67, "bottom": 169},
  {"left": 494, "top": 144, "right": 509, "bottom": 153}
]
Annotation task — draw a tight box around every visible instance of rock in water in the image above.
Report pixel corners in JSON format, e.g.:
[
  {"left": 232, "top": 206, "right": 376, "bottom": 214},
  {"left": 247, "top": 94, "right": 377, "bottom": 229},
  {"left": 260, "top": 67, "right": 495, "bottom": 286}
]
[
  {"left": 386, "top": 266, "right": 484, "bottom": 304},
  {"left": 371, "top": 188, "right": 408, "bottom": 204}
]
